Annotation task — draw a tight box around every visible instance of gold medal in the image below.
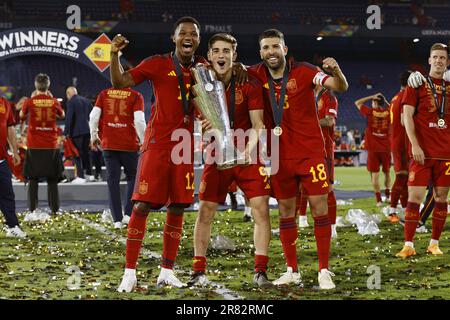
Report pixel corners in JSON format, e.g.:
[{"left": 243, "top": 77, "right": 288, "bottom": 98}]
[
  {"left": 438, "top": 118, "right": 445, "bottom": 128},
  {"left": 273, "top": 126, "right": 283, "bottom": 136}
]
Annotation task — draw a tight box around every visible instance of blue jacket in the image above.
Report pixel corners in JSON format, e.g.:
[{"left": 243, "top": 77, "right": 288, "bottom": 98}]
[{"left": 63, "top": 94, "right": 92, "bottom": 137}]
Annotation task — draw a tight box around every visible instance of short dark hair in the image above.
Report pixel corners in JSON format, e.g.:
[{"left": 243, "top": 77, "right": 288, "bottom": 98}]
[
  {"left": 258, "top": 29, "right": 285, "bottom": 44},
  {"left": 173, "top": 16, "right": 201, "bottom": 34},
  {"left": 34, "top": 73, "right": 50, "bottom": 91},
  {"left": 400, "top": 70, "right": 412, "bottom": 87},
  {"left": 208, "top": 33, "right": 237, "bottom": 51},
  {"left": 374, "top": 94, "right": 386, "bottom": 107}
]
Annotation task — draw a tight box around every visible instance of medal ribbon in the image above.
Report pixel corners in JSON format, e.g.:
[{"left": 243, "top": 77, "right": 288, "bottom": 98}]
[
  {"left": 426, "top": 76, "right": 446, "bottom": 121},
  {"left": 173, "top": 52, "right": 191, "bottom": 116},
  {"left": 228, "top": 75, "right": 236, "bottom": 129},
  {"left": 268, "top": 65, "right": 289, "bottom": 127}
]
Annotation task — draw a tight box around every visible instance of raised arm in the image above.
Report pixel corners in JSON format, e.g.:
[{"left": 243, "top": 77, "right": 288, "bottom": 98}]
[
  {"left": 354, "top": 93, "right": 380, "bottom": 111},
  {"left": 110, "top": 34, "right": 136, "bottom": 89},
  {"left": 321, "top": 57, "right": 348, "bottom": 93}
]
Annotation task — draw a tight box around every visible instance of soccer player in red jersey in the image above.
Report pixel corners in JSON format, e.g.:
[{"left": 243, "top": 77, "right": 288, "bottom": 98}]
[
  {"left": 396, "top": 43, "right": 450, "bottom": 258},
  {"left": 296, "top": 86, "right": 339, "bottom": 238},
  {"left": 188, "top": 33, "right": 273, "bottom": 288},
  {"left": 388, "top": 71, "right": 411, "bottom": 223},
  {"left": 249, "top": 29, "right": 348, "bottom": 289},
  {"left": 0, "top": 96, "right": 26, "bottom": 237},
  {"left": 113, "top": 17, "right": 206, "bottom": 291},
  {"left": 20, "top": 74, "right": 65, "bottom": 215},
  {"left": 89, "top": 87, "right": 145, "bottom": 229},
  {"left": 354, "top": 93, "right": 391, "bottom": 206}
]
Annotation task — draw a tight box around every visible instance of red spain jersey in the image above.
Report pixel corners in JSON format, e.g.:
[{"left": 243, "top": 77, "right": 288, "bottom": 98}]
[
  {"left": 402, "top": 77, "right": 450, "bottom": 160},
  {"left": 225, "top": 75, "right": 264, "bottom": 151},
  {"left": 389, "top": 89, "right": 407, "bottom": 152},
  {"left": 22, "top": 94, "right": 63, "bottom": 149},
  {"left": 359, "top": 105, "right": 391, "bottom": 152},
  {"left": 128, "top": 53, "right": 207, "bottom": 150},
  {"left": 249, "top": 61, "right": 329, "bottom": 160},
  {"left": 0, "top": 97, "right": 15, "bottom": 160},
  {"left": 317, "top": 89, "right": 338, "bottom": 158},
  {"left": 95, "top": 87, "right": 144, "bottom": 151}
]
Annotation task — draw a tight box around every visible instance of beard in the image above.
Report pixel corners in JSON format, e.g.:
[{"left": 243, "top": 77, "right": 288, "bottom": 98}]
[{"left": 264, "top": 56, "right": 285, "bottom": 72}]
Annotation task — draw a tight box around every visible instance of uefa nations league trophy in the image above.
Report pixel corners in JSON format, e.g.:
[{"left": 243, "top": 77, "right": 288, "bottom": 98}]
[{"left": 191, "top": 63, "right": 245, "bottom": 170}]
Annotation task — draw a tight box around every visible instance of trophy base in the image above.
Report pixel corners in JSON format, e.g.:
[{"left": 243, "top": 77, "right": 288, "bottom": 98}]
[{"left": 217, "top": 158, "right": 249, "bottom": 171}]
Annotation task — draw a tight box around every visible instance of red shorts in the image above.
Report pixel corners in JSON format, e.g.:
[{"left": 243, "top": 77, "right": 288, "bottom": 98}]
[
  {"left": 199, "top": 163, "right": 270, "bottom": 203},
  {"left": 132, "top": 148, "right": 195, "bottom": 208},
  {"left": 392, "top": 149, "right": 409, "bottom": 172},
  {"left": 408, "top": 159, "right": 450, "bottom": 187},
  {"left": 271, "top": 157, "right": 330, "bottom": 200},
  {"left": 367, "top": 150, "right": 391, "bottom": 173}
]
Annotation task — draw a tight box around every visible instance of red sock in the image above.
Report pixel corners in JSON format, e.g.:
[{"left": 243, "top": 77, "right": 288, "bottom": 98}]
[
  {"left": 375, "top": 192, "right": 382, "bottom": 203},
  {"left": 296, "top": 192, "right": 308, "bottom": 216},
  {"left": 327, "top": 190, "right": 337, "bottom": 224},
  {"left": 432, "top": 202, "right": 448, "bottom": 241},
  {"left": 390, "top": 175, "right": 401, "bottom": 208},
  {"left": 385, "top": 188, "right": 390, "bottom": 198},
  {"left": 254, "top": 254, "right": 269, "bottom": 273},
  {"left": 399, "top": 175, "right": 408, "bottom": 208},
  {"left": 193, "top": 256, "right": 207, "bottom": 273},
  {"left": 125, "top": 207, "right": 149, "bottom": 269},
  {"left": 404, "top": 202, "right": 420, "bottom": 242},
  {"left": 161, "top": 211, "right": 184, "bottom": 269},
  {"left": 279, "top": 217, "right": 298, "bottom": 272},
  {"left": 313, "top": 215, "right": 331, "bottom": 271}
]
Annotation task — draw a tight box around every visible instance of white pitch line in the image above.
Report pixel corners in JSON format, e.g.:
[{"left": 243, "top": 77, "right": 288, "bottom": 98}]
[{"left": 70, "top": 213, "right": 244, "bottom": 300}]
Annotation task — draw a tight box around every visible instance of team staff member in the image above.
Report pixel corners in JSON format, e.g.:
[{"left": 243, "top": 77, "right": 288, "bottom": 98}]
[
  {"left": 64, "top": 87, "right": 94, "bottom": 183},
  {"left": 0, "top": 95, "right": 26, "bottom": 237},
  {"left": 20, "top": 74, "right": 65, "bottom": 215},
  {"left": 90, "top": 87, "right": 145, "bottom": 229}
]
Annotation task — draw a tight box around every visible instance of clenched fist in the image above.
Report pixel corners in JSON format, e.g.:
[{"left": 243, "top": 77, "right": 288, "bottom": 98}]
[
  {"left": 322, "top": 57, "right": 342, "bottom": 75},
  {"left": 111, "top": 34, "right": 129, "bottom": 54}
]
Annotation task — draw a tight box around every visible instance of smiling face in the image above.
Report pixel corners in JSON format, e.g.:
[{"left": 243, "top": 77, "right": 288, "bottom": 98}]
[
  {"left": 208, "top": 40, "right": 236, "bottom": 77},
  {"left": 259, "top": 37, "right": 288, "bottom": 72},
  {"left": 429, "top": 49, "right": 449, "bottom": 76},
  {"left": 173, "top": 22, "right": 200, "bottom": 62}
]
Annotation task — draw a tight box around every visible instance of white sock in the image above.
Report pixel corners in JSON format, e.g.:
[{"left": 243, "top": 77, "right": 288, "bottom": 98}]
[
  {"left": 124, "top": 268, "right": 136, "bottom": 277},
  {"left": 299, "top": 215, "right": 307, "bottom": 223},
  {"left": 389, "top": 207, "right": 397, "bottom": 214},
  {"left": 405, "top": 241, "right": 414, "bottom": 248},
  {"left": 429, "top": 239, "right": 439, "bottom": 246},
  {"left": 244, "top": 206, "right": 252, "bottom": 216},
  {"left": 331, "top": 224, "right": 336, "bottom": 232}
]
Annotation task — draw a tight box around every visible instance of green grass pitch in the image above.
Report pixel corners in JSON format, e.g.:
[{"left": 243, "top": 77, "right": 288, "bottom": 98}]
[{"left": 0, "top": 167, "right": 449, "bottom": 300}]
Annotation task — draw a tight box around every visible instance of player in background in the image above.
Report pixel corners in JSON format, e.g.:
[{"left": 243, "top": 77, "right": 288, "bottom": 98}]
[
  {"left": 296, "top": 85, "right": 339, "bottom": 238},
  {"left": 20, "top": 74, "right": 65, "bottom": 215},
  {"left": 249, "top": 29, "right": 348, "bottom": 289},
  {"left": 387, "top": 71, "right": 411, "bottom": 223},
  {"left": 89, "top": 87, "right": 146, "bottom": 229},
  {"left": 354, "top": 93, "right": 391, "bottom": 206},
  {"left": 396, "top": 43, "right": 450, "bottom": 258}
]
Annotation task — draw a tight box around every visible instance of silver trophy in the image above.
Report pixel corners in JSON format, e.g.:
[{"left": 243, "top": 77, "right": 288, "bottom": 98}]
[{"left": 191, "top": 63, "right": 245, "bottom": 170}]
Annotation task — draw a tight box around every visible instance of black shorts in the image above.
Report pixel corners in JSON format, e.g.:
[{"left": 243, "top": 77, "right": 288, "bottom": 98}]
[{"left": 23, "top": 149, "right": 64, "bottom": 180}]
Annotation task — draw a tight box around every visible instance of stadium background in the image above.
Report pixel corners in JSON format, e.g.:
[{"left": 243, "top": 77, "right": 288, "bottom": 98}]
[{"left": 1, "top": 0, "right": 450, "bottom": 301}]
